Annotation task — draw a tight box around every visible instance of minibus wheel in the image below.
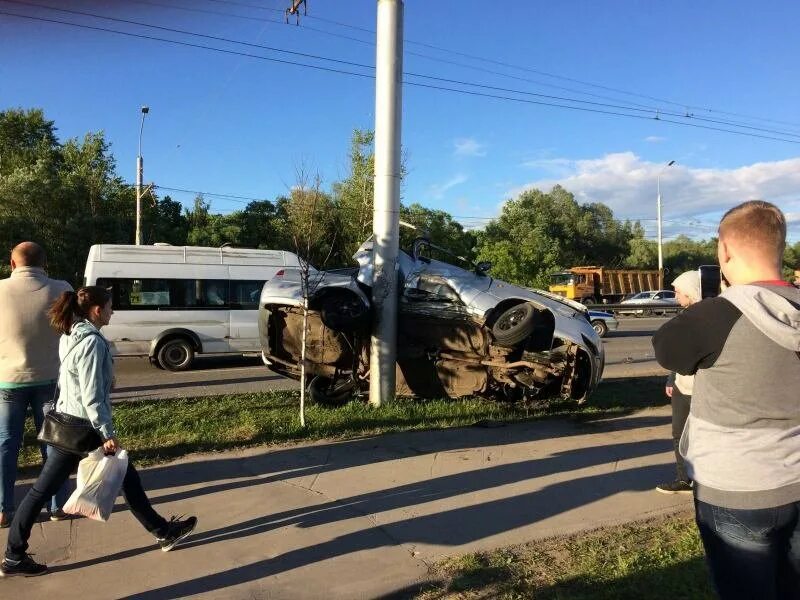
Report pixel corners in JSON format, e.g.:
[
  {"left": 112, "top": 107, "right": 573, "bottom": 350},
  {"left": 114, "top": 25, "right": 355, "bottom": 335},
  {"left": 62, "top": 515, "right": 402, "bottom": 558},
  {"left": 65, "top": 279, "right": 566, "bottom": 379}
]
[{"left": 157, "top": 337, "right": 195, "bottom": 371}]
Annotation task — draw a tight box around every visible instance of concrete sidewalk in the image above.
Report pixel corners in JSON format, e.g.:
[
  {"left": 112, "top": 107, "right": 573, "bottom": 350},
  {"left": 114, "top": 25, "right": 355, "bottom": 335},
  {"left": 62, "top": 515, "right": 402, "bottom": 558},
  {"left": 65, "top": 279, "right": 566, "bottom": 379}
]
[{"left": 1, "top": 406, "right": 690, "bottom": 599}]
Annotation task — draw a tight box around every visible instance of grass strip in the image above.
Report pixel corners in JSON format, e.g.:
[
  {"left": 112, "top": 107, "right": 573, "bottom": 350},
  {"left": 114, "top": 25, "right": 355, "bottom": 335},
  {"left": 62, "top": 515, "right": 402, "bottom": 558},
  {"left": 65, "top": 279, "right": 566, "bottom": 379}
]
[
  {"left": 20, "top": 376, "right": 666, "bottom": 469},
  {"left": 417, "top": 512, "right": 712, "bottom": 599}
]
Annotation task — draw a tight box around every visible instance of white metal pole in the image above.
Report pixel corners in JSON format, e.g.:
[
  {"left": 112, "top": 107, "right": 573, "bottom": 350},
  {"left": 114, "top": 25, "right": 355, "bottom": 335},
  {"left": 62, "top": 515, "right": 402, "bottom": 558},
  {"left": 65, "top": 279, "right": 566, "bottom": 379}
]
[
  {"left": 369, "top": 0, "right": 404, "bottom": 408},
  {"left": 135, "top": 107, "right": 148, "bottom": 246},
  {"left": 135, "top": 154, "right": 143, "bottom": 245},
  {"left": 657, "top": 175, "right": 663, "bottom": 289}
]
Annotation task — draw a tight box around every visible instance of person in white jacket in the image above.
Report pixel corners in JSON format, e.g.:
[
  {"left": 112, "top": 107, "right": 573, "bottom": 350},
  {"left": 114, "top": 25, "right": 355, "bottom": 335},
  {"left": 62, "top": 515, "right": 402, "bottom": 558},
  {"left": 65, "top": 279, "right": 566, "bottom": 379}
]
[
  {"left": 656, "top": 269, "right": 701, "bottom": 495},
  {"left": 1, "top": 287, "right": 197, "bottom": 578}
]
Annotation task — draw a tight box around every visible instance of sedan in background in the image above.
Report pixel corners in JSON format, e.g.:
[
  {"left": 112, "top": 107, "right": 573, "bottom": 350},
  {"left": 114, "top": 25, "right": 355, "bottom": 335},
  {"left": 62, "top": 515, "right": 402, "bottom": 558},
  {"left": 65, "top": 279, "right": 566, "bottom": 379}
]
[
  {"left": 619, "top": 290, "right": 678, "bottom": 316},
  {"left": 588, "top": 310, "right": 619, "bottom": 337}
]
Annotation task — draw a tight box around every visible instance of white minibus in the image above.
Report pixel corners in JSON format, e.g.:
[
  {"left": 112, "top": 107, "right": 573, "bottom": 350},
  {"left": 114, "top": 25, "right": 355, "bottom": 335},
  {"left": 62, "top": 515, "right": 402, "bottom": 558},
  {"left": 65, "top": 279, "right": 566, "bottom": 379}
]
[{"left": 84, "top": 244, "right": 300, "bottom": 370}]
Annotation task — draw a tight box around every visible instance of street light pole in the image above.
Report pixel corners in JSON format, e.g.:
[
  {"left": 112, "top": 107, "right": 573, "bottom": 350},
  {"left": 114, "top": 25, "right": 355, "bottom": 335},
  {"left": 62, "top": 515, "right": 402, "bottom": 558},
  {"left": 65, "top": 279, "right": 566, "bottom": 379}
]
[
  {"left": 656, "top": 159, "right": 676, "bottom": 289},
  {"left": 369, "top": 0, "right": 404, "bottom": 408},
  {"left": 135, "top": 106, "right": 149, "bottom": 246}
]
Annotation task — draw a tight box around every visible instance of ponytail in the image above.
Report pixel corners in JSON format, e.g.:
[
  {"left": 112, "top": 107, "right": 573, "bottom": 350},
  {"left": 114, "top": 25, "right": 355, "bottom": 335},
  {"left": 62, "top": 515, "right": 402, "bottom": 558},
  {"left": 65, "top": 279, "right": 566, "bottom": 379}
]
[
  {"left": 49, "top": 290, "right": 79, "bottom": 334},
  {"left": 49, "top": 286, "right": 112, "bottom": 335}
]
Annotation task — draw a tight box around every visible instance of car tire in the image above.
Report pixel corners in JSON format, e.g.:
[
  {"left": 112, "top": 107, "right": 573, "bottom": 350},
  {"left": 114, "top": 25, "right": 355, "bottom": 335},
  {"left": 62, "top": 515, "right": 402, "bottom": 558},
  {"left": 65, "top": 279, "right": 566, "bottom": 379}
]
[
  {"left": 156, "top": 338, "right": 195, "bottom": 371},
  {"left": 591, "top": 320, "right": 609, "bottom": 337},
  {"left": 581, "top": 296, "right": 596, "bottom": 306},
  {"left": 492, "top": 303, "right": 537, "bottom": 347},
  {"left": 319, "top": 293, "right": 369, "bottom": 332},
  {"left": 307, "top": 376, "right": 355, "bottom": 406}
]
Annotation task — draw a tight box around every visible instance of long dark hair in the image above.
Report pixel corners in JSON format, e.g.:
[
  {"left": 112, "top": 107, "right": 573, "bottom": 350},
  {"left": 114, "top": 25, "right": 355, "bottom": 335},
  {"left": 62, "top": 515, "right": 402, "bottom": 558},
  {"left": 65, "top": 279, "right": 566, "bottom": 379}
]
[{"left": 49, "top": 286, "right": 112, "bottom": 335}]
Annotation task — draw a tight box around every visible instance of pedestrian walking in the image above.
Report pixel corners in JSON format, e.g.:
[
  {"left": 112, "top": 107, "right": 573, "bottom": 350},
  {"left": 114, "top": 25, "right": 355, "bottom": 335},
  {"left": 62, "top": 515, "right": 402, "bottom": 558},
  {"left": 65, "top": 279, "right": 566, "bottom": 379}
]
[
  {"left": 655, "top": 269, "right": 702, "bottom": 495},
  {"left": 1, "top": 286, "right": 197, "bottom": 577},
  {"left": 0, "top": 242, "right": 71, "bottom": 528},
  {"left": 653, "top": 201, "right": 800, "bottom": 599}
]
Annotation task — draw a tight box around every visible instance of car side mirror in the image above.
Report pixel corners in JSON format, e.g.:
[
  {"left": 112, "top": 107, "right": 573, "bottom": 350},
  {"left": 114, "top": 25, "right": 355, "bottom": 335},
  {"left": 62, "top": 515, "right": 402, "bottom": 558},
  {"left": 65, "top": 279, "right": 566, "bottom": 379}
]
[{"left": 476, "top": 261, "right": 492, "bottom": 275}]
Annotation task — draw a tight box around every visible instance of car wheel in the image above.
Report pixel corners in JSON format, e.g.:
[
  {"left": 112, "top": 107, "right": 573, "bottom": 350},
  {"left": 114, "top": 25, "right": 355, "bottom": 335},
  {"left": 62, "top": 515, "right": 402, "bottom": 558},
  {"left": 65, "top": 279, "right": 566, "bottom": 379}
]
[
  {"left": 492, "top": 303, "right": 537, "bottom": 347},
  {"left": 319, "top": 293, "right": 369, "bottom": 332},
  {"left": 157, "top": 338, "right": 195, "bottom": 371},
  {"left": 307, "top": 376, "right": 355, "bottom": 406},
  {"left": 591, "top": 320, "right": 609, "bottom": 337}
]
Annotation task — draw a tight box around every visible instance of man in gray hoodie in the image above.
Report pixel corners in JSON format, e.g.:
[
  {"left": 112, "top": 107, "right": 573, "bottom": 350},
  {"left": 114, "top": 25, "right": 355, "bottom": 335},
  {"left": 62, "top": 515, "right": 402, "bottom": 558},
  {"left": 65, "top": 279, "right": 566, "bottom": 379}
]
[
  {"left": 653, "top": 201, "right": 800, "bottom": 599},
  {"left": 0, "top": 243, "right": 71, "bottom": 527}
]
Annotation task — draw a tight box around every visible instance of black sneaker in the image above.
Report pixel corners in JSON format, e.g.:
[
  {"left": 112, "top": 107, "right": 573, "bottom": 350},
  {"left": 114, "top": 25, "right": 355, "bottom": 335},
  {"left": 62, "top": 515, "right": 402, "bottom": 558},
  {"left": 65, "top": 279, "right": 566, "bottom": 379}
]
[
  {"left": 0, "top": 554, "right": 49, "bottom": 577},
  {"left": 656, "top": 480, "right": 693, "bottom": 494},
  {"left": 157, "top": 516, "right": 197, "bottom": 552},
  {"left": 49, "top": 509, "right": 70, "bottom": 522}
]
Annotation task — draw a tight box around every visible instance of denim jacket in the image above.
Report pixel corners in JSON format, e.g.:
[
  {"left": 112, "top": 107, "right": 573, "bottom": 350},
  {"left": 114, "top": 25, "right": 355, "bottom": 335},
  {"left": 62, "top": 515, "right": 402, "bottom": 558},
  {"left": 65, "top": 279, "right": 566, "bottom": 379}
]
[{"left": 56, "top": 320, "right": 116, "bottom": 439}]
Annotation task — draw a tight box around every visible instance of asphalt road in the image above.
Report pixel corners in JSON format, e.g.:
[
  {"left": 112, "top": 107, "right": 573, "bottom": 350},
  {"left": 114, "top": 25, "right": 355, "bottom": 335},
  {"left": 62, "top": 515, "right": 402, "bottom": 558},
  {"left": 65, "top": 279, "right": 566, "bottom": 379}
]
[{"left": 111, "top": 316, "right": 669, "bottom": 401}]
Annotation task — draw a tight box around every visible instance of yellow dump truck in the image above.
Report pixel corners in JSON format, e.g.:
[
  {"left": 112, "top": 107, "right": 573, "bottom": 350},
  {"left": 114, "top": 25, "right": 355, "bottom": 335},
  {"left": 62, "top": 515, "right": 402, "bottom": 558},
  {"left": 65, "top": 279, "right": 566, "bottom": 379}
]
[{"left": 548, "top": 267, "right": 661, "bottom": 305}]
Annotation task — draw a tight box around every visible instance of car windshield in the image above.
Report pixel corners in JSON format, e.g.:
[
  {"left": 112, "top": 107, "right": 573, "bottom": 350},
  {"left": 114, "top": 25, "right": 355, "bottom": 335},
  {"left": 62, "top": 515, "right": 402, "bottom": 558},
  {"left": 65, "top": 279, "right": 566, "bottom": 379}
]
[
  {"left": 630, "top": 292, "right": 651, "bottom": 300},
  {"left": 549, "top": 273, "right": 574, "bottom": 285}
]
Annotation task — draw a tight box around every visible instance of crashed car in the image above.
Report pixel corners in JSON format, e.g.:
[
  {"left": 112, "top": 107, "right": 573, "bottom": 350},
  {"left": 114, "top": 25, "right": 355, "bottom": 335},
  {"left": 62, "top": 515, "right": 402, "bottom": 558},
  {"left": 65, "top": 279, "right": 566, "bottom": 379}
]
[{"left": 258, "top": 237, "right": 604, "bottom": 404}]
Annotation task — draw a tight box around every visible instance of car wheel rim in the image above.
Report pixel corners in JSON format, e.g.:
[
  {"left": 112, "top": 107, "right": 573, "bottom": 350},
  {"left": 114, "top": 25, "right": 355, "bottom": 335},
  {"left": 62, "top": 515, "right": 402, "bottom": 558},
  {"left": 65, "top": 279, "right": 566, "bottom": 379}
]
[
  {"left": 497, "top": 307, "right": 527, "bottom": 331},
  {"left": 165, "top": 346, "right": 187, "bottom": 366},
  {"left": 593, "top": 323, "right": 604, "bottom": 334}
]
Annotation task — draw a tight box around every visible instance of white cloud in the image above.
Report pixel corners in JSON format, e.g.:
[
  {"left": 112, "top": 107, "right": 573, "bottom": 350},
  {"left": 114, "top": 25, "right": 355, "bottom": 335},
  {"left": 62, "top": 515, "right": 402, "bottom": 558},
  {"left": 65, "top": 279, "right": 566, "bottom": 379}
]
[
  {"left": 453, "top": 138, "right": 486, "bottom": 157},
  {"left": 508, "top": 152, "right": 800, "bottom": 240},
  {"left": 428, "top": 173, "right": 468, "bottom": 199},
  {"left": 520, "top": 157, "right": 575, "bottom": 176},
  {"left": 644, "top": 135, "right": 666, "bottom": 143}
]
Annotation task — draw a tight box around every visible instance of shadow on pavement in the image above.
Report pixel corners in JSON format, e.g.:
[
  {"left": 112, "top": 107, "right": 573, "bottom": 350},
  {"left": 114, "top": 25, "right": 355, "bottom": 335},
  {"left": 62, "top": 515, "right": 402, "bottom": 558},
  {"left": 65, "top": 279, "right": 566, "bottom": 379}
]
[
  {"left": 53, "top": 421, "right": 673, "bottom": 597},
  {"left": 112, "top": 458, "right": 674, "bottom": 599}
]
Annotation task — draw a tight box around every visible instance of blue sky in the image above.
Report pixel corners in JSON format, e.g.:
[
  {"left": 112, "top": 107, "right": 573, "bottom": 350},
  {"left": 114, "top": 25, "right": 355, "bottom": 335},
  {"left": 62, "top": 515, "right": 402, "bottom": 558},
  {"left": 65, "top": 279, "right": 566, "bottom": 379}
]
[{"left": 2, "top": 0, "right": 799, "bottom": 241}]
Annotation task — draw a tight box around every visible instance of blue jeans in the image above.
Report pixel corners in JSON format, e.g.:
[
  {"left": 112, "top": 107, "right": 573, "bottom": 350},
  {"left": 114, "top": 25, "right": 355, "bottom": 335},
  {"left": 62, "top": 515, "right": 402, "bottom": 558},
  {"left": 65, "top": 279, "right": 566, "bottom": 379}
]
[
  {"left": 0, "top": 385, "right": 68, "bottom": 514},
  {"left": 6, "top": 446, "right": 168, "bottom": 560},
  {"left": 695, "top": 498, "right": 800, "bottom": 599}
]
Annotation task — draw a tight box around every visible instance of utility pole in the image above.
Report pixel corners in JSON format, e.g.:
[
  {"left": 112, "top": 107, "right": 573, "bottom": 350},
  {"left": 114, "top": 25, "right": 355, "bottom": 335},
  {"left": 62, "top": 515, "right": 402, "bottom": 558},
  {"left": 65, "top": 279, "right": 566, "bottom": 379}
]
[
  {"left": 135, "top": 105, "right": 149, "bottom": 246},
  {"left": 656, "top": 159, "right": 676, "bottom": 289},
  {"left": 369, "top": 0, "right": 404, "bottom": 408}
]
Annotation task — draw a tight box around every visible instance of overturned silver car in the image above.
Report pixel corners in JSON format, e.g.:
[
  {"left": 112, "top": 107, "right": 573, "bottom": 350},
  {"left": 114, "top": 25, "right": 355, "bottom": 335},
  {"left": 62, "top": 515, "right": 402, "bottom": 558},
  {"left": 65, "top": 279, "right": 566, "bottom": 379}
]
[{"left": 259, "top": 237, "right": 604, "bottom": 404}]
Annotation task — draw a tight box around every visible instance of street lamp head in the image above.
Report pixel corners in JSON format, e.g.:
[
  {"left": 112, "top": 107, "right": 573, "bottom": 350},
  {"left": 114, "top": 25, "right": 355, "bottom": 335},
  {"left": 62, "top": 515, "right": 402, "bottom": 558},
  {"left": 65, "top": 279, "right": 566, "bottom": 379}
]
[
  {"left": 141, "top": 106, "right": 149, "bottom": 114},
  {"left": 667, "top": 160, "right": 676, "bottom": 167}
]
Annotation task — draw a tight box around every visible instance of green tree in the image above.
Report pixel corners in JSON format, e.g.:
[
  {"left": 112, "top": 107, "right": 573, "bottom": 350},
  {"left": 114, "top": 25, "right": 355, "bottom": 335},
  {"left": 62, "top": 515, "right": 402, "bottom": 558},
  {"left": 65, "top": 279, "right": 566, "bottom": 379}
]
[
  {"left": 332, "top": 129, "right": 375, "bottom": 260},
  {"left": 399, "top": 203, "right": 476, "bottom": 260},
  {"left": 475, "top": 185, "right": 635, "bottom": 288},
  {"left": 0, "top": 109, "right": 135, "bottom": 284}
]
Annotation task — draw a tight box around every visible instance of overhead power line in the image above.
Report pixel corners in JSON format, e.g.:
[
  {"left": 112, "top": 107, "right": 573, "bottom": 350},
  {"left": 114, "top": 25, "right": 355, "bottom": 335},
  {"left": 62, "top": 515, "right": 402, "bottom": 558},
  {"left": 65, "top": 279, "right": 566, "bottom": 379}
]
[
  {"left": 18, "top": 0, "right": 793, "bottom": 134},
  {"left": 3, "top": 7, "right": 800, "bottom": 145},
  {"left": 197, "top": 0, "right": 800, "bottom": 130}
]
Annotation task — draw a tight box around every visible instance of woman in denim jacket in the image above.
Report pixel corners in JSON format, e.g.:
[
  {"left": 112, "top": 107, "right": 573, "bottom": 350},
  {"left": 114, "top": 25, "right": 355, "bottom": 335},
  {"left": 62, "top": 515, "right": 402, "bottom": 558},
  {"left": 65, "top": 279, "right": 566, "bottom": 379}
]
[{"left": 1, "top": 287, "right": 197, "bottom": 577}]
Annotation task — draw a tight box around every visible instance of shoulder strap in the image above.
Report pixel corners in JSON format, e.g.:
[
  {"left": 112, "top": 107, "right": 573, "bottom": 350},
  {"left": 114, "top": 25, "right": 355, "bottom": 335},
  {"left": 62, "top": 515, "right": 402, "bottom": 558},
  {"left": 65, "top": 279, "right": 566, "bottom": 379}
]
[{"left": 54, "top": 330, "right": 104, "bottom": 411}]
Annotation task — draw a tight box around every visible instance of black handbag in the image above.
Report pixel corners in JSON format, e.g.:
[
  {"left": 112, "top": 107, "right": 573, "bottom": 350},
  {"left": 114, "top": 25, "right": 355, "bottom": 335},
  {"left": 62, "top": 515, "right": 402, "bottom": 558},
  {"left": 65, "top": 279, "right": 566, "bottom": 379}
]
[
  {"left": 37, "top": 410, "right": 102, "bottom": 454},
  {"left": 36, "top": 330, "right": 105, "bottom": 455}
]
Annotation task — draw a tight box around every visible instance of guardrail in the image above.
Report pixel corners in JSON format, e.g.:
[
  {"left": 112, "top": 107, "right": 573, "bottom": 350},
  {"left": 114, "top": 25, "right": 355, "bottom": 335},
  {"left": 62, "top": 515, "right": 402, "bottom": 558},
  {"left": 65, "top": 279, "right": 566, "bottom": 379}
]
[{"left": 584, "top": 302, "right": 683, "bottom": 315}]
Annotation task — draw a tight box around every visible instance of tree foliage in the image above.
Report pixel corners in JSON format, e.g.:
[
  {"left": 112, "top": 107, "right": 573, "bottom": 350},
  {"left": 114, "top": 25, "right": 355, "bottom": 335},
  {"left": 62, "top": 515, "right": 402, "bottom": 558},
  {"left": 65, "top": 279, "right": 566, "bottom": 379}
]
[{"left": 2, "top": 108, "right": 796, "bottom": 288}]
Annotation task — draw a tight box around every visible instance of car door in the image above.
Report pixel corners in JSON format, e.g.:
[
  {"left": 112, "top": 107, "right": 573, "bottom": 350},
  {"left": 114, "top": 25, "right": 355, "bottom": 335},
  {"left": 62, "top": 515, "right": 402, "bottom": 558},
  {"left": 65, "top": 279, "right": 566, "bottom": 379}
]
[{"left": 228, "top": 279, "right": 265, "bottom": 352}]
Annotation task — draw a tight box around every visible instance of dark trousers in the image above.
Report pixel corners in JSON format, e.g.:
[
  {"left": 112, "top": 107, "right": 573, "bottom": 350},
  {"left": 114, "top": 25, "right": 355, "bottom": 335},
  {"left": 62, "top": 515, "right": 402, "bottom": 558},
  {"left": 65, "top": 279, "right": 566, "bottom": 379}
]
[
  {"left": 6, "top": 446, "right": 168, "bottom": 561},
  {"left": 671, "top": 388, "right": 691, "bottom": 483},
  {"left": 695, "top": 498, "right": 800, "bottom": 600}
]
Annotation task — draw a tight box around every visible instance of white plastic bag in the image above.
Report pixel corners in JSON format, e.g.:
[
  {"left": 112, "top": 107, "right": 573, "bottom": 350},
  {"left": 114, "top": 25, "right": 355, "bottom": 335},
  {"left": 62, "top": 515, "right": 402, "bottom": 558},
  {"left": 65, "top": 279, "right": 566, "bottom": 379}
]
[{"left": 63, "top": 448, "right": 129, "bottom": 522}]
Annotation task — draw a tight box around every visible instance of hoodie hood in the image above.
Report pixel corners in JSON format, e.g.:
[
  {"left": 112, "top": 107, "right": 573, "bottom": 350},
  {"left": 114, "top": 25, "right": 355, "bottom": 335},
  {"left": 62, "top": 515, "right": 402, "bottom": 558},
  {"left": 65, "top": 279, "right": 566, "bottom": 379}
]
[{"left": 721, "top": 284, "right": 800, "bottom": 351}]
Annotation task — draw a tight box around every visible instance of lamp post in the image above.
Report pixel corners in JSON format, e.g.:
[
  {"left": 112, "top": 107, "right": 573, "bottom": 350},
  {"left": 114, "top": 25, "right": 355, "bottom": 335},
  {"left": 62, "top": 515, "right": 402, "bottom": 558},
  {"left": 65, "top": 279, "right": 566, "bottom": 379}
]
[
  {"left": 135, "top": 106, "right": 149, "bottom": 246},
  {"left": 657, "top": 159, "right": 676, "bottom": 289}
]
